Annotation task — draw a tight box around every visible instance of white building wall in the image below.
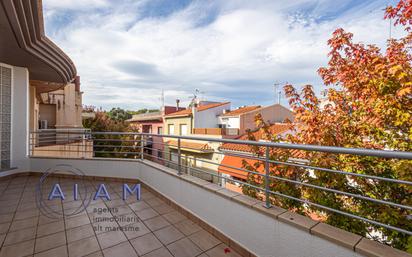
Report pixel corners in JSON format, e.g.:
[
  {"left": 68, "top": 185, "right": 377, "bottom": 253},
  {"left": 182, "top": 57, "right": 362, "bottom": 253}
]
[
  {"left": 194, "top": 103, "right": 230, "bottom": 128},
  {"left": 218, "top": 116, "right": 240, "bottom": 128},
  {"left": 11, "top": 66, "right": 29, "bottom": 172}
]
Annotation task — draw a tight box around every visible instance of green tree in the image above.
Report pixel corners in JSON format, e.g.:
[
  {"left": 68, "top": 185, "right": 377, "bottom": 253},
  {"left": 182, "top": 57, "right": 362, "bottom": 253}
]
[
  {"left": 107, "top": 107, "right": 132, "bottom": 122},
  {"left": 243, "top": 0, "right": 412, "bottom": 251}
]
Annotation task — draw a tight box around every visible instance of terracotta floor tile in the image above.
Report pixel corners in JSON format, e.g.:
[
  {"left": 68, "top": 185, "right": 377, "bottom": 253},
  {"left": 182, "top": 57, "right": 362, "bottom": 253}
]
[
  {"left": 65, "top": 214, "right": 90, "bottom": 229},
  {"left": 4, "top": 226, "right": 36, "bottom": 246},
  {"left": 122, "top": 222, "right": 151, "bottom": 240},
  {"left": 0, "top": 233, "right": 5, "bottom": 246},
  {"left": 68, "top": 236, "right": 100, "bottom": 257},
  {"left": 154, "top": 225, "right": 184, "bottom": 245},
  {"left": 152, "top": 204, "right": 174, "bottom": 215},
  {"left": 129, "top": 201, "right": 150, "bottom": 212},
  {"left": 14, "top": 209, "right": 39, "bottom": 220},
  {"left": 144, "top": 216, "right": 170, "bottom": 231},
  {"left": 0, "top": 213, "right": 13, "bottom": 224},
  {"left": 102, "top": 241, "right": 138, "bottom": 257},
  {"left": 162, "top": 211, "right": 186, "bottom": 224},
  {"left": 9, "top": 216, "right": 38, "bottom": 231},
  {"left": 92, "top": 220, "right": 119, "bottom": 235},
  {"left": 105, "top": 199, "right": 125, "bottom": 208},
  {"left": 205, "top": 244, "right": 242, "bottom": 257},
  {"left": 130, "top": 233, "right": 162, "bottom": 256},
  {"left": 96, "top": 230, "right": 127, "bottom": 249},
  {"left": 38, "top": 215, "right": 63, "bottom": 225},
  {"left": 66, "top": 223, "right": 95, "bottom": 243},
  {"left": 35, "top": 231, "right": 66, "bottom": 253},
  {"left": 37, "top": 220, "right": 65, "bottom": 237},
  {"left": 145, "top": 197, "right": 165, "bottom": 207},
  {"left": 0, "top": 222, "right": 10, "bottom": 234},
  {"left": 34, "top": 245, "right": 68, "bottom": 257},
  {"left": 189, "top": 230, "right": 221, "bottom": 251},
  {"left": 142, "top": 247, "right": 174, "bottom": 257},
  {"left": 136, "top": 208, "right": 159, "bottom": 221},
  {"left": 116, "top": 212, "right": 139, "bottom": 227},
  {"left": 173, "top": 220, "right": 201, "bottom": 236},
  {"left": 166, "top": 238, "right": 202, "bottom": 257},
  {"left": 0, "top": 239, "right": 35, "bottom": 257},
  {"left": 84, "top": 251, "right": 103, "bottom": 257},
  {"left": 111, "top": 205, "right": 133, "bottom": 217}
]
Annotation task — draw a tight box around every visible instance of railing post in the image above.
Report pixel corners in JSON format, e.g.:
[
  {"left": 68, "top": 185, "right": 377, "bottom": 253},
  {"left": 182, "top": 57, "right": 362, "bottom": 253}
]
[
  {"left": 140, "top": 135, "right": 144, "bottom": 160},
  {"left": 177, "top": 138, "right": 182, "bottom": 175},
  {"left": 264, "top": 146, "right": 271, "bottom": 209}
]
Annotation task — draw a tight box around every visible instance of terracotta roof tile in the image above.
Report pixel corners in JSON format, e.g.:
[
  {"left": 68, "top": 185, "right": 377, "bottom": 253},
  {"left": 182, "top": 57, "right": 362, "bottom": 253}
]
[
  {"left": 219, "top": 123, "right": 305, "bottom": 159},
  {"left": 197, "top": 102, "right": 230, "bottom": 111},
  {"left": 166, "top": 140, "right": 213, "bottom": 152},
  {"left": 165, "top": 102, "right": 230, "bottom": 117},
  {"left": 220, "top": 123, "right": 294, "bottom": 152},
  {"left": 218, "top": 155, "right": 263, "bottom": 180},
  {"left": 220, "top": 105, "right": 261, "bottom": 116}
]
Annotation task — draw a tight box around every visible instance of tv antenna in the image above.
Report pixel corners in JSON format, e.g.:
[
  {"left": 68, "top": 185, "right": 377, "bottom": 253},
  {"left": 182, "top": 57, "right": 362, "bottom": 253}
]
[{"left": 273, "top": 82, "right": 282, "bottom": 104}]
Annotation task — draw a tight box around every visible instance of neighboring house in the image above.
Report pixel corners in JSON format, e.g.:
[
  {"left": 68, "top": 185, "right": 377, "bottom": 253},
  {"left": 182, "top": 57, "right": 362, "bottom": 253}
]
[
  {"left": 164, "top": 101, "right": 231, "bottom": 136},
  {"left": 163, "top": 101, "right": 231, "bottom": 182},
  {"left": 0, "top": 0, "right": 89, "bottom": 165},
  {"left": 218, "top": 104, "right": 295, "bottom": 136},
  {"left": 218, "top": 123, "right": 302, "bottom": 191},
  {"left": 32, "top": 77, "right": 83, "bottom": 131},
  {"left": 126, "top": 106, "right": 184, "bottom": 161}
]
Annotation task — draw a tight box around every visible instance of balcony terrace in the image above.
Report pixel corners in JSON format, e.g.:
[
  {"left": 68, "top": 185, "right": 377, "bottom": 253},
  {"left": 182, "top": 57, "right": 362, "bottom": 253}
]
[{"left": 9, "top": 131, "right": 409, "bottom": 257}]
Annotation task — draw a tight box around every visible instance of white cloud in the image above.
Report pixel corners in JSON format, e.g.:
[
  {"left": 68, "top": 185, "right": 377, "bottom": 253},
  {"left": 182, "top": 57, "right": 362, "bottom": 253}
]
[
  {"left": 43, "top": 0, "right": 400, "bottom": 110},
  {"left": 43, "top": 0, "right": 109, "bottom": 10}
]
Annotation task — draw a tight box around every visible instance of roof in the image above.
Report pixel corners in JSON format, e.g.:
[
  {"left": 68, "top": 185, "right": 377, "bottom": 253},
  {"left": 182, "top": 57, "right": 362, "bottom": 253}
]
[
  {"left": 0, "top": 0, "right": 76, "bottom": 83},
  {"left": 165, "top": 102, "right": 230, "bottom": 118},
  {"left": 220, "top": 123, "right": 294, "bottom": 152},
  {"left": 218, "top": 155, "right": 263, "bottom": 180},
  {"left": 219, "top": 123, "right": 305, "bottom": 159},
  {"left": 126, "top": 111, "right": 162, "bottom": 123},
  {"left": 166, "top": 140, "right": 213, "bottom": 153},
  {"left": 220, "top": 106, "right": 261, "bottom": 117}
]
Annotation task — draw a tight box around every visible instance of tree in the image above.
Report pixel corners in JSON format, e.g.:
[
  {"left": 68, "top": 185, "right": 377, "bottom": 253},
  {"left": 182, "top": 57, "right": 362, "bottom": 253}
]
[
  {"left": 107, "top": 107, "right": 132, "bottom": 122},
  {"left": 243, "top": 0, "right": 412, "bottom": 252},
  {"left": 83, "top": 108, "right": 140, "bottom": 159}
]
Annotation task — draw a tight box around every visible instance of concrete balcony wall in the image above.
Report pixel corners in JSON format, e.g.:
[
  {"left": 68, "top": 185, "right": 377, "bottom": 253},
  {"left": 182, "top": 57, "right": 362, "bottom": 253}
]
[
  {"left": 31, "top": 140, "right": 93, "bottom": 159},
  {"left": 28, "top": 157, "right": 364, "bottom": 257}
]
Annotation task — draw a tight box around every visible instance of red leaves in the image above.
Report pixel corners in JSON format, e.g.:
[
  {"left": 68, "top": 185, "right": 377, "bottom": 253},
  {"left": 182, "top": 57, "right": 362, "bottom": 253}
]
[
  {"left": 224, "top": 248, "right": 231, "bottom": 254},
  {"left": 385, "top": 0, "right": 412, "bottom": 31}
]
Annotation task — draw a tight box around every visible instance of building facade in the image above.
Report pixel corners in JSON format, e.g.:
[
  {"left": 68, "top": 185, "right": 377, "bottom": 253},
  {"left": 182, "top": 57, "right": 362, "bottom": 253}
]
[
  {"left": 0, "top": 0, "right": 88, "bottom": 167},
  {"left": 126, "top": 106, "right": 185, "bottom": 161},
  {"left": 163, "top": 102, "right": 231, "bottom": 182},
  {"left": 218, "top": 104, "right": 295, "bottom": 135}
]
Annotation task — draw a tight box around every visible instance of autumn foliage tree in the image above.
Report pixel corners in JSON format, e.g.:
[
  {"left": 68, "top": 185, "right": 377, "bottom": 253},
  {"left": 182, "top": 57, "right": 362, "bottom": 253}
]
[
  {"left": 243, "top": 0, "right": 412, "bottom": 252},
  {"left": 83, "top": 107, "right": 140, "bottom": 158}
]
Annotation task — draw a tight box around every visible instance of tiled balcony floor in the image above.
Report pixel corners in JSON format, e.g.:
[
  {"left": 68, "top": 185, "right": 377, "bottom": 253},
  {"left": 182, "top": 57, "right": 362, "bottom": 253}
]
[{"left": 0, "top": 175, "right": 242, "bottom": 257}]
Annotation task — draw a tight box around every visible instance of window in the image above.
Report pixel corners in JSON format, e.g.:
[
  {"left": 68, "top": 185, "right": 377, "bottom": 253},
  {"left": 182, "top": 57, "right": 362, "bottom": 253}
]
[
  {"left": 0, "top": 66, "right": 11, "bottom": 170},
  {"left": 179, "top": 124, "right": 188, "bottom": 135},
  {"left": 157, "top": 127, "right": 163, "bottom": 134},
  {"left": 168, "top": 124, "right": 175, "bottom": 135}
]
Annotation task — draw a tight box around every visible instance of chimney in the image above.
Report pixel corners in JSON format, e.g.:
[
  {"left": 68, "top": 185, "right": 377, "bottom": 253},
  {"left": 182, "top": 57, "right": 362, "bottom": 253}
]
[
  {"left": 176, "top": 99, "right": 180, "bottom": 111},
  {"left": 74, "top": 76, "right": 80, "bottom": 92}
]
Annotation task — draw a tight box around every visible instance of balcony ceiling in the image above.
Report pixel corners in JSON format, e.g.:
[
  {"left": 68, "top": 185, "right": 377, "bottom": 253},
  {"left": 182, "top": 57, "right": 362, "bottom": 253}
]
[{"left": 0, "top": 0, "right": 76, "bottom": 84}]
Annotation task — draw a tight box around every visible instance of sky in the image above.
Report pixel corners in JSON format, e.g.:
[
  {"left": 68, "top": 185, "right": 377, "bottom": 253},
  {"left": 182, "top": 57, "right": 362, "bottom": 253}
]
[{"left": 42, "top": 0, "right": 402, "bottom": 110}]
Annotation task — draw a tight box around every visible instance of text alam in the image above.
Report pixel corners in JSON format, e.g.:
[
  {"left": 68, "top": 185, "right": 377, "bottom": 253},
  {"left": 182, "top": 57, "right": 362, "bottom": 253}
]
[{"left": 47, "top": 183, "right": 141, "bottom": 201}]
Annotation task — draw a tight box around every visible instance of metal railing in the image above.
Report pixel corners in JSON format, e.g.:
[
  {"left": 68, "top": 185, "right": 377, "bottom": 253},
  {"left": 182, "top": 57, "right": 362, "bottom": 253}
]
[{"left": 28, "top": 131, "right": 412, "bottom": 237}]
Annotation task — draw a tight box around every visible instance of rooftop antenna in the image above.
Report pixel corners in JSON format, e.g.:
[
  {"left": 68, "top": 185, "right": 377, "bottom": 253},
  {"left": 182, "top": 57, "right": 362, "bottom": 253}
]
[
  {"left": 160, "top": 89, "right": 165, "bottom": 111},
  {"left": 273, "top": 82, "right": 281, "bottom": 104}
]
